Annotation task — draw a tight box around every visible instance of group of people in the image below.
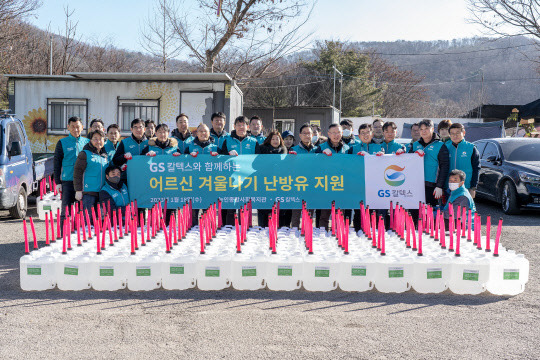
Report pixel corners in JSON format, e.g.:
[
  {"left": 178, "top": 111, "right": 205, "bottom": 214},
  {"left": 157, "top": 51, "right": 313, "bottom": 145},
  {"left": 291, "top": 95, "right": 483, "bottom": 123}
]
[{"left": 53, "top": 111, "right": 480, "bottom": 231}]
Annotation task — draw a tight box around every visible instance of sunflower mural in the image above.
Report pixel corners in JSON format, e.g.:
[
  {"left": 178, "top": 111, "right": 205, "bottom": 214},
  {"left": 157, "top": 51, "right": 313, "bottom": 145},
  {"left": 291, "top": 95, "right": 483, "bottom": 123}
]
[{"left": 22, "top": 107, "right": 63, "bottom": 154}]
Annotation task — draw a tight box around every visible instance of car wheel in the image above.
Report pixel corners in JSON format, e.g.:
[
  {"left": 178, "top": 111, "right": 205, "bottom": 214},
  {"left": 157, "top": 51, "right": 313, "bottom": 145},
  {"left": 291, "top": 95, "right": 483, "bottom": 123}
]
[
  {"left": 501, "top": 181, "right": 520, "bottom": 215},
  {"left": 9, "top": 186, "right": 27, "bottom": 219}
]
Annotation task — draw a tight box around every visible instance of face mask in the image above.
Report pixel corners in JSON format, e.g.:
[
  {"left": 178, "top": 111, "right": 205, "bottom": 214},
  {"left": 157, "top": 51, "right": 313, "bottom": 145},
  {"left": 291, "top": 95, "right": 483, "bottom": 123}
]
[
  {"left": 311, "top": 135, "right": 318, "bottom": 143},
  {"left": 448, "top": 182, "right": 460, "bottom": 191},
  {"left": 109, "top": 176, "right": 121, "bottom": 184},
  {"left": 342, "top": 129, "right": 352, "bottom": 138}
]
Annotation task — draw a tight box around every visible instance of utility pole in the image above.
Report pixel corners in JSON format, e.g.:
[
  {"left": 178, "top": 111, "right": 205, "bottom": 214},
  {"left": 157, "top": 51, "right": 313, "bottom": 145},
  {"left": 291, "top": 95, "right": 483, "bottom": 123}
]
[
  {"left": 296, "top": 86, "right": 299, "bottom": 107},
  {"left": 332, "top": 65, "right": 336, "bottom": 109},
  {"left": 49, "top": 35, "right": 53, "bottom": 75},
  {"left": 332, "top": 65, "right": 343, "bottom": 121},
  {"left": 478, "top": 70, "right": 484, "bottom": 121}
]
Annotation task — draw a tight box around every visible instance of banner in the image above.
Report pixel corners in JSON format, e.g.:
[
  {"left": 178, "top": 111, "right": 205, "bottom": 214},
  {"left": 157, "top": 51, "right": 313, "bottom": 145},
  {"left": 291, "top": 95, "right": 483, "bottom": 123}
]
[
  {"left": 127, "top": 154, "right": 366, "bottom": 209},
  {"left": 364, "top": 154, "right": 425, "bottom": 209}
]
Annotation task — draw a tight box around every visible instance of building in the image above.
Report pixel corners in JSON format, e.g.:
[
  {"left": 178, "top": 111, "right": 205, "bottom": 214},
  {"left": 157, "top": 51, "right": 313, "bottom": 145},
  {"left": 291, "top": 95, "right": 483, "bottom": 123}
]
[
  {"left": 242, "top": 106, "right": 339, "bottom": 139},
  {"left": 5, "top": 72, "right": 243, "bottom": 154}
]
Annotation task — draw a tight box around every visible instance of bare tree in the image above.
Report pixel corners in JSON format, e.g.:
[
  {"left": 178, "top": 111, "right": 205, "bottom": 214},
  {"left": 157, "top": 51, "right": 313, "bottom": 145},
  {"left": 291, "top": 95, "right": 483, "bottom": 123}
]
[
  {"left": 164, "top": 0, "right": 314, "bottom": 77},
  {"left": 140, "top": 0, "right": 183, "bottom": 72},
  {"left": 468, "top": 0, "right": 540, "bottom": 39},
  {"left": 0, "top": 0, "right": 41, "bottom": 42}
]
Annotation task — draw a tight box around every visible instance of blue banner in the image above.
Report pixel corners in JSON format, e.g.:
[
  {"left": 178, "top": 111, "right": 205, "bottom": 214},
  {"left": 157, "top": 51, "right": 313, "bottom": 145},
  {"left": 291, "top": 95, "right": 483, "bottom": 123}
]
[{"left": 127, "top": 154, "right": 365, "bottom": 209}]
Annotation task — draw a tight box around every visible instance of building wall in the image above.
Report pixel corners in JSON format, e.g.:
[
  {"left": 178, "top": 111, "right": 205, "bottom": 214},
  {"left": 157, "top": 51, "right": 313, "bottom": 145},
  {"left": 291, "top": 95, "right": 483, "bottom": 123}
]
[
  {"left": 243, "top": 107, "right": 335, "bottom": 140},
  {"left": 13, "top": 79, "right": 236, "bottom": 153}
]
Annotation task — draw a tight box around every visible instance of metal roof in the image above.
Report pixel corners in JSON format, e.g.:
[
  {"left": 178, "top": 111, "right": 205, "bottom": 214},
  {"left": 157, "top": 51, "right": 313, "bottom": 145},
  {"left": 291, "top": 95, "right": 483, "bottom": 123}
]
[{"left": 5, "top": 72, "right": 233, "bottom": 82}]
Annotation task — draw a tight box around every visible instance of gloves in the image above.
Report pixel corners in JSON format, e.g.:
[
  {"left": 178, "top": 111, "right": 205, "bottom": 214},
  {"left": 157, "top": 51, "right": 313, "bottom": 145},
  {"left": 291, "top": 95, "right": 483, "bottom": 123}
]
[
  {"left": 75, "top": 191, "right": 83, "bottom": 201},
  {"left": 121, "top": 164, "right": 127, "bottom": 172},
  {"left": 433, "top": 187, "right": 443, "bottom": 199},
  {"left": 415, "top": 150, "right": 425, "bottom": 157},
  {"left": 190, "top": 151, "right": 198, "bottom": 158},
  {"left": 145, "top": 151, "right": 156, "bottom": 157},
  {"left": 124, "top": 152, "right": 133, "bottom": 160},
  {"left": 211, "top": 152, "right": 218, "bottom": 156},
  {"left": 289, "top": 151, "right": 297, "bottom": 155},
  {"left": 357, "top": 151, "right": 367, "bottom": 156},
  {"left": 322, "top": 148, "right": 333, "bottom": 156},
  {"left": 55, "top": 184, "right": 62, "bottom": 193},
  {"left": 229, "top": 150, "right": 238, "bottom": 156},
  {"left": 376, "top": 151, "right": 384, "bottom": 156},
  {"left": 172, "top": 152, "right": 181, "bottom": 157},
  {"left": 395, "top": 149, "right": 405, "bottom": 155}
]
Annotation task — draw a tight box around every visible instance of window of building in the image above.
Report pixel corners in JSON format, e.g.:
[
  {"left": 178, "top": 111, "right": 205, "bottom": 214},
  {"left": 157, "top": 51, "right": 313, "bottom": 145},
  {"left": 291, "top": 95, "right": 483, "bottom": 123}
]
[
  {"left": 47, "top": 99, "right": 88, "bottom": 134},
  {"left": 118, "top": 99, "right": 159, "bottom": 132},
  {"left": 273, "top": 119, "right": 295, "bottom": 134}
]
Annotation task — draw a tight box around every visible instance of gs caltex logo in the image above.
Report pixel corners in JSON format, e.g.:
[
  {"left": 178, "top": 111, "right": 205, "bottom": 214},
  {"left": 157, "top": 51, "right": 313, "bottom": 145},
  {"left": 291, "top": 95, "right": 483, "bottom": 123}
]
[{"left": 384, "top": 165, "right": 406, "bottom": 186}]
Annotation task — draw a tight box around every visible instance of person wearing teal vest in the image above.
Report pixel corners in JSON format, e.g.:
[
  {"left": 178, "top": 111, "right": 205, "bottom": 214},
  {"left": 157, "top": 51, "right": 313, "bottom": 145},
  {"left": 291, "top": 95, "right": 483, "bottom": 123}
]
[
  {"left": 347, "top": 123, "right": 383, "bottom": 156},
  {"left": 210, "top": 112, "right": 229, "bottom": 149},
  {"left": 410, "top": 119, "right": 450, "bottom": 207},
  {"left": 104, "top": 124, "right": 121, "bottom": 161},
  {"left": 219, "top": 116, "right": 261, "bottom": 226},
  {"left": 219, "top": 116, "right": 261, "bottom": 156},
  {"left": 313, "top": 124, "right": 350, "bottom": 230},
  {"left": 249, "top": 116, "right": 266, "bottom": 145},
  {"left": 185, "top": 124, "right": 219, "bottom": 156},
  {"left": 53, "top": 116, "right": 90, "bottom": 224},
  {"left": 112, "top": 118, "right": 148, "bottom": 179},
  {"left": 406, "top": 122, "right": 421, "bottom": 153},
  {"left": 340, "top": 119, "right": 358, "bottom": 147},
  {"left": 447, "top": 123, "right": 481, "bottom": 197},
  {"left": 443, "top": 170, "right": 476, "bottom": 225},
  {"left": 171, "top": 113, "right": 194, "bottom": 153},
  {"left": 382, "top": 121, "right": 406, "bottom": 154},
  {"left": 142, "top": 124, "right": 181, "bottom": 156},
  {"left": 73, "top": 130, "right": 109, "bottom": 214},
  {"left": 99, "top": 165, "right": 130, "bottom": 219},
  {"left": 290, "top": 123, "right": 315, "bottom": 154}
]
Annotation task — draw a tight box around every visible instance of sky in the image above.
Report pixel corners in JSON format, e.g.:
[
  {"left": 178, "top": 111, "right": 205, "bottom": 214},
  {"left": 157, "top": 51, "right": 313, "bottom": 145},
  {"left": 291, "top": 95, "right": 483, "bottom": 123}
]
[{"left": 29, "top": 0, "right": 485, "bottom": 54}]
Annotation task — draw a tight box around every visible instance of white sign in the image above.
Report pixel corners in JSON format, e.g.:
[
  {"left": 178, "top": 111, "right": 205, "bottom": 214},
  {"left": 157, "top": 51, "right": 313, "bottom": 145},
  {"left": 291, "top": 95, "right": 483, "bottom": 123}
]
[{"left": 364, "top": 154, "right": 425, "bottom": 209}]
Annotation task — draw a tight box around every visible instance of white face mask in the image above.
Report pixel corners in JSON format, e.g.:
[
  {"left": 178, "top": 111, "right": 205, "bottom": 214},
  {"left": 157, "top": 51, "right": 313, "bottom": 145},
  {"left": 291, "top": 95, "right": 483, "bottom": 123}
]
[
  {"left": 311, "top": 135, "right": 318, "bottom": 143},
  {"left": 342, "top": 129, "right": 352, "bottom": 138},
  {"left": 448, "top": 182, "right": 460, "bottom": 191}
]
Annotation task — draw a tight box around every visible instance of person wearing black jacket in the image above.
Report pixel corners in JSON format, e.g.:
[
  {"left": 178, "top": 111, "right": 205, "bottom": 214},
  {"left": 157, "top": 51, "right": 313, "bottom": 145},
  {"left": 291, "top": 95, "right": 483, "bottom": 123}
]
[
  {"left": 409, "top": 119, "right": 450, "bottom": 208},
  {"left": 112, "top": 118, "right": 148, "bottom": 178},
  {"left": 259, "top": 130, "right": 288, "bottom": 227},
  {"left": 73, "top": 130, "right": 109, "bottom": 214}
]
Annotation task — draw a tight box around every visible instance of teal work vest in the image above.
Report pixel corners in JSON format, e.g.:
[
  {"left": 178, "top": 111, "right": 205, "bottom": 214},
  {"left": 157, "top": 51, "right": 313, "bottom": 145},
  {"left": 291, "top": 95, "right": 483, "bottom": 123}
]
[
  {"left": 173, "top": 135, "right": 194, "bottom": 153},
  {"left": 82, "top": 150, "right": 109, "bottom": 192},
  {"left": 187, "top": 141, "right": 218, "bottom": 154},
  {"left": 446, "top": 140, "right": 475, "bottom": 188},
  {"left": 103, "top": 140, "right": 118, "bottom": 160},
  {"left": 412, "top": 140, "right": 444, "bottom": 183},
  {"left": 250, "top": 134, "right": 265, "bottom": 145},
  {"left": 291, "top": 143, "right": 314, "bottom": 154},
  {"left": 121, "top": 137, "right": 148, "bottom": 156},
  {"left": 443, "top": 185, "right": 476, "bottom": 214},
  {"left": 222, "top": 135, "right": 259, "bottom": 154},
  {"left": 211, "top": 130, "right": 229, "bottom": 149},
  {"left": 147, "top": 145, "right": 178, "bottom": 155},
  {"left": 349, "top": 141, "right": 382, "bottom": 154},
  {"left": 381, "top": 140, "right": 405, "bottom": 154},
  {"left": 60, "top": 135, "right": 90, "bottom": 181},
  {"left": 101, "top": 182, "right": 129, "bottom": 208},
  {"left": 318, "top": 141, "right": 350, "bottom": 154}
]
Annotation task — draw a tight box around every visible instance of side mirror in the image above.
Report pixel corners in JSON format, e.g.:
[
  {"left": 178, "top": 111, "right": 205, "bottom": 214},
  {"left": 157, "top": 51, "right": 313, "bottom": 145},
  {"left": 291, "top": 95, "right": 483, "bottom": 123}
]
[
  {"left": 486, "top": 155, "right": 500, "bottom": 164},
  {"left": 8, "top": 141, "right": 22, "bottom": 157}
]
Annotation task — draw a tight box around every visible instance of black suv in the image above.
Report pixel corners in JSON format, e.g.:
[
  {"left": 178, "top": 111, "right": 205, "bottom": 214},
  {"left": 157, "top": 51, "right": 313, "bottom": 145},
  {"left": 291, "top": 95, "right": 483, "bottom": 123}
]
[{"left": 473, "top": 138, "right": 540, "bottom": 214}]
